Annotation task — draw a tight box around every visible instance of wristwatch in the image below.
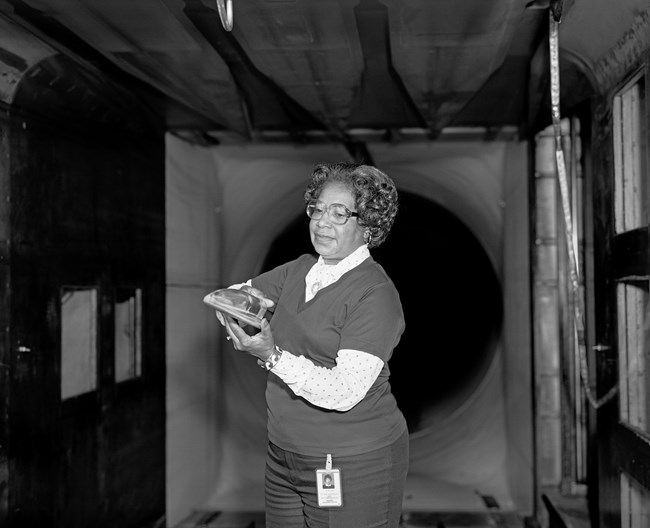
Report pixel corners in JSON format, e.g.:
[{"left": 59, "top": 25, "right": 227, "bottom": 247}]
[{"left": 259, "top": 345, "right": 284, "bottom": 371}]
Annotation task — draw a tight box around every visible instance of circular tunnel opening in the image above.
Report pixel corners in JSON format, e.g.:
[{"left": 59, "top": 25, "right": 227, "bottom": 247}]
[{"left": 261, "top": 191, "right": 503, "bottom": 433}]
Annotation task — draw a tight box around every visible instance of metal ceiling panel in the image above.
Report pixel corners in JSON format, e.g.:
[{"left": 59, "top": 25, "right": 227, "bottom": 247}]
[
  {"left": 230, "top": 0, "right": 364, "bottom": 131},
  {"left": 8, "top": 0, "right": 248, "bottom": 133},
  {"left": 24, "top": 0, "right": 199, "bottom": 52},
  {"left": 387, "top": 0, "right": 527, "bottom": 131},
  {"left": 0, "top": 0, "right": 563, "bottom": 139}
]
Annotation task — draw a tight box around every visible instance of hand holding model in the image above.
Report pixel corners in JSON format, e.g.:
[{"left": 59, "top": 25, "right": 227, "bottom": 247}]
[{"left": 223, "top": 316, "right": 276, "bottom": 363}]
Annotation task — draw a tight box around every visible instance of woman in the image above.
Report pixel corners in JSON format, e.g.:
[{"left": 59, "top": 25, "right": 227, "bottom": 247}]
[{"left": 220, "top": 162, "right": 407, "bottom": 528}]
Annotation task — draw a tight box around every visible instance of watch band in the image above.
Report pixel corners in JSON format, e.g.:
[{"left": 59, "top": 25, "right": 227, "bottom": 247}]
[{"left": 260, "top": 345, "right": 284, "bottom": 371}]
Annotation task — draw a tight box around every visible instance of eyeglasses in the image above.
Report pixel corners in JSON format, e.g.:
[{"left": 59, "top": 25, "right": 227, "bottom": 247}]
[{"left": 306, "top": 200, "right": 359, "bottom": 225}]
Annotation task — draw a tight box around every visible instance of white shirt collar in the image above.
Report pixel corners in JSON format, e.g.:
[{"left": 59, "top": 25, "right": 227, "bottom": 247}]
[{"left": 305, "top": 245, "right": 370, "bottom": 301}]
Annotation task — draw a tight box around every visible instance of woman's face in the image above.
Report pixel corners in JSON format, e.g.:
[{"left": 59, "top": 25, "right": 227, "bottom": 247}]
[{"left": 309, "top": 182, "right": 365, "bottom": 263}]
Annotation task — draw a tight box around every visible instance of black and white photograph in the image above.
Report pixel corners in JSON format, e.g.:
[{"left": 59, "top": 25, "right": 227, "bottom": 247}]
[
  {"left": 0, "top": 0, "right": 649, "bottom": 527},
  {"left": 322, "top": 474, "right": 335, "bottom": 490}
]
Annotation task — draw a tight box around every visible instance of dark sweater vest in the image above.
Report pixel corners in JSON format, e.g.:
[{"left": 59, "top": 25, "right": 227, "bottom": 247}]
[{"left": 253, "top": 254, "right": 407, "bottom": 457}]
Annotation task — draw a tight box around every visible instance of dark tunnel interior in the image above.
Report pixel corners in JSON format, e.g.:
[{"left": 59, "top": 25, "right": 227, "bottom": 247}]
[{"left": 261, "top": 191, "right": 504, "bottom": 433}]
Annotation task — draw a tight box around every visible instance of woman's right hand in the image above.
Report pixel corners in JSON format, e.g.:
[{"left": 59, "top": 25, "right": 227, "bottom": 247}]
[{"left": 224, "top": 317, "right": 276, "bottom": 362}]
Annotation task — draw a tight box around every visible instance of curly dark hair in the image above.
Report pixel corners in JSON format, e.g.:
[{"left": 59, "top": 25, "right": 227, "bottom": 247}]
[{"left": 303, "top": 162, "right": 399, "bottom": 249}]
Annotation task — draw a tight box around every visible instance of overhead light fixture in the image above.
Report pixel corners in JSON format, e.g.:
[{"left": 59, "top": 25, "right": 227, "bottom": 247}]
[{"left": 216, "top": 0, "right": 233, "bottom": 31}]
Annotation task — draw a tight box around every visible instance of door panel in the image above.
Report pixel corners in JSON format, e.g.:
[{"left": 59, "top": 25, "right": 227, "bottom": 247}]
[
  {"left": 7, "top": 109, "right": 165, "bottom": 527},
  {"left": 592, "top": 70, "right": 650, "bottom": 528}
]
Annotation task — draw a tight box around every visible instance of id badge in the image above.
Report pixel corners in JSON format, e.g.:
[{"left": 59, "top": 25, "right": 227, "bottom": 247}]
[{"left": 315, "top": 454, "right": 342, "bottom": 507}]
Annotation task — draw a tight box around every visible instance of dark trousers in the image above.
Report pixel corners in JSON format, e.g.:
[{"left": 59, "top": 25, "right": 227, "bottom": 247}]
[{"left": 264, "top": 430, "right": 409, "bottom": 528}]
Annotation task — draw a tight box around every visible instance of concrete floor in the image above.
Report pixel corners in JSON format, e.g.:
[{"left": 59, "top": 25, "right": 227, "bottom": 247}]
[{"left": 175, "top": 510, "right": 528, "bottom": 528}]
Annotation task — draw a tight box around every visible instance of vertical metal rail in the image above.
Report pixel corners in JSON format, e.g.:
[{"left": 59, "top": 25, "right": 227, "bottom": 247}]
[{"left": 548, "top": 8, "right": 618, "bottom": 409}]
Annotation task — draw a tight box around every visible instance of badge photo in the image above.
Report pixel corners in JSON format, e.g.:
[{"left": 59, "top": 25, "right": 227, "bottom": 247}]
[{"left": 315, "top": 468, "right": 343, "bottom": 507}]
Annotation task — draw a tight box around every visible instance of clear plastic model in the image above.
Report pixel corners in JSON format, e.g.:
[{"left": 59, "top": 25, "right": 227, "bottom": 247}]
[{"left": 203, "top": 288, "right": 267, "bottom": 328}]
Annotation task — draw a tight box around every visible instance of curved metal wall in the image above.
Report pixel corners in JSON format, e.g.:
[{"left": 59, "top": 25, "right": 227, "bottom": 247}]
[{"left": 165, "top": 137, "right": 533, "bottom": 523}]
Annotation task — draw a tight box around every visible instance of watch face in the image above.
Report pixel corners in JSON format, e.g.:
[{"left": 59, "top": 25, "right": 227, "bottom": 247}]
[{"left": 203, "top": 288, "right": 267, "bottom": 328}]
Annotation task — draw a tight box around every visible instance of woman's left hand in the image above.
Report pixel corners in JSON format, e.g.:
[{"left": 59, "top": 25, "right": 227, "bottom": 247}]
[{"left": 224, "top": 317, "right": 276, "bottom": 362}]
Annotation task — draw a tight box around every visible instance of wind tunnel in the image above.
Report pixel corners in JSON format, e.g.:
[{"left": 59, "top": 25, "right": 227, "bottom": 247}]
[
  {"left": 166, "top": 138, "right": 533, "bottom": 526},
  {"left": 263, "top": 189, "right": 503, "bottom": 433}
]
